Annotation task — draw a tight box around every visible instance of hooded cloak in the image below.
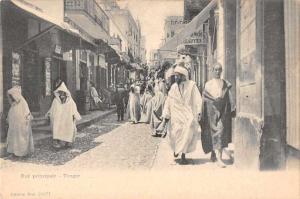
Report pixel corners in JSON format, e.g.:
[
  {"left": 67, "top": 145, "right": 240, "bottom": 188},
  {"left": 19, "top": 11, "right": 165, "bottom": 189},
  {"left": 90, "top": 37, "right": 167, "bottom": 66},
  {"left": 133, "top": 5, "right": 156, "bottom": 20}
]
[
  {"left": 46, "top": 82, "right": 81, "bottom": 142},
  {"left": 6, "top": 86, "right": 34, "bottom": 156}
]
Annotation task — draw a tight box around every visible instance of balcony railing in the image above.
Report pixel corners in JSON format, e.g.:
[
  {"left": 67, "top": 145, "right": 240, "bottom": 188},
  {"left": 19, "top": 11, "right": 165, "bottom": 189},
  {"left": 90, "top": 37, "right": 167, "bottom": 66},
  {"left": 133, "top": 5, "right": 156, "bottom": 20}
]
[{"left": 65, "top": 0, "right": 109, "bottom": 33}]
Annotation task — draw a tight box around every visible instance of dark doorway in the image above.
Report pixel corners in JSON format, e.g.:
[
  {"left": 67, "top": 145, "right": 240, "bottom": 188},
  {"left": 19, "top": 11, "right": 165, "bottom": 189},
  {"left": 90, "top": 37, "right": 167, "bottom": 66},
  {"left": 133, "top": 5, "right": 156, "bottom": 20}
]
[
  {"left": 52, "top": 57, "right": 67, "bottom": 89},
  {"left": 22, "top": 48, "right": 40, "bottom": 112},
  {"left": 79, "top": 62, "right": 88, "bottom": 91}
]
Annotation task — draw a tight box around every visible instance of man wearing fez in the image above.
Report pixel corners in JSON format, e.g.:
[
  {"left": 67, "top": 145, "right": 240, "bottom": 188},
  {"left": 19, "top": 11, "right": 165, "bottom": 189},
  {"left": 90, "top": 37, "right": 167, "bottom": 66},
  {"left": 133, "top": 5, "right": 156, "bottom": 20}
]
[{"left": 200, "top": 63, "right": 235, "bottom": 168}]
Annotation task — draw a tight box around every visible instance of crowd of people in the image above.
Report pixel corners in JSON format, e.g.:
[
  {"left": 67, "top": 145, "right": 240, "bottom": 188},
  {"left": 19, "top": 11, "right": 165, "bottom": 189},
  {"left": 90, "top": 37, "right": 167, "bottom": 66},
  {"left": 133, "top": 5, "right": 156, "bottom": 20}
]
[
  {"left": 5, "top": 60, "right": 235, "bottom": 168},
  {"left": 125, "top": 61, "right": 236, "bottom": 167}
]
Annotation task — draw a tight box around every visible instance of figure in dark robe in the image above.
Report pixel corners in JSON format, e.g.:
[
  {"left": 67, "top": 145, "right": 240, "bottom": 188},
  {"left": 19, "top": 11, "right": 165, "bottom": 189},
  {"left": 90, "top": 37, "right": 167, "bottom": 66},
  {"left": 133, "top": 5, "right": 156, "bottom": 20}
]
[
  {"left": 200, "top": 63, "right": 235, "bottom": 168},
  {"left": 115, "top": 87, "right": 125, "bottom": 121}
]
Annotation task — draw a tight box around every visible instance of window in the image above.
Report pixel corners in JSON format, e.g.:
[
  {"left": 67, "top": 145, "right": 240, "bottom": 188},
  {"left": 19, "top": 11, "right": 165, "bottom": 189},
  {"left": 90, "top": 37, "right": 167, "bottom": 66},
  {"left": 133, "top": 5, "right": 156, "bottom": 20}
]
[{"left": 171, "top": 31, "right": 175, "bottom": 37}]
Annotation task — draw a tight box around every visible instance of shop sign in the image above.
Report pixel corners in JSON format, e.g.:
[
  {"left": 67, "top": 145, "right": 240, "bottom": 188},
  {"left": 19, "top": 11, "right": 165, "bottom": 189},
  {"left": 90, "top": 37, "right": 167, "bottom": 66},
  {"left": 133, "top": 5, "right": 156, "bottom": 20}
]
[
  {"left": 63, "top": 50, "right": 72, "bottom": 61},
  {"left": 55, "top": 45, "right": 62, "bottom": 54},
  {"left": 80, "top": 50, "right": 87, "bottom": 62},
  {"left": 169, "top": 19, "right": 189, "bottom": 25},
  {"left": 45, "top": 58, "right": 52, "bottom": 96},
  {"left": 183, "top": 31, "right": 208, "bottom": 45},
  {"left": 12, "top": 52, "right": 21, "bottom": 86}
]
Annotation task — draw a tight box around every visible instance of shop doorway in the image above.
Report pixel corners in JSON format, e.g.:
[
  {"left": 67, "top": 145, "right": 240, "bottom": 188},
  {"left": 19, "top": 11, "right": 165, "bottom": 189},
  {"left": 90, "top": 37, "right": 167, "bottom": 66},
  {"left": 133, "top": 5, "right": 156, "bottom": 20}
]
[
  {"left": 51, "top": 57, "right": 67, "bottom": 89},
  {"left": 79, "top": 62, "right": 88, "bottom": 91},
  {"left": 22, "top": 48, "right": 40, "bottom": 112}
]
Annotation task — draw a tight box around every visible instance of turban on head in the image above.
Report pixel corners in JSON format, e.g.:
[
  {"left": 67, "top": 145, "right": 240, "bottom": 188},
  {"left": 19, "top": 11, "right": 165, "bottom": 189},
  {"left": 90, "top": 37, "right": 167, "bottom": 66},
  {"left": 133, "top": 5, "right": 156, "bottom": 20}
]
[{"left": 174, "top": 64, "right": 189, "bottom": 78}]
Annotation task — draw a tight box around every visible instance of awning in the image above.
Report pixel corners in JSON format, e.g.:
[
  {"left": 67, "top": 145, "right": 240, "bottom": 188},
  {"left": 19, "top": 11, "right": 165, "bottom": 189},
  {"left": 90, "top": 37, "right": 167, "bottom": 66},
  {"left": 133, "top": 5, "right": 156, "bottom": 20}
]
[
  {"left": 65, "top": 12, "right": 110, "bottom": 42},
  {"left": 131, "top": 63, "right": 143, "bottom": 70},
  {"left": 9, "top": 0, "right": 96, "bottom": 47},
  {"left": 95, "top": 39, "right": 120, "bottom": 64},
  {"left": 120, "top": 52, "right": 130, "bottom": 63},
  {"left": 159, "top": 0, "right": 217, "bottom": 52},
  {"left": 10, "top": 0, "right": 79, "bottom": 35}
]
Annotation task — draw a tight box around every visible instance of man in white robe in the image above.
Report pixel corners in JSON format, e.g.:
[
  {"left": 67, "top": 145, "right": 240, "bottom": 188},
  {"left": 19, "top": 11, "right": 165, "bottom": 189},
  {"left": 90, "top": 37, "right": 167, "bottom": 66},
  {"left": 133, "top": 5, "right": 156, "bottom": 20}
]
[
  {"left": 150, "top": 83, "right": 167, "bottom": 136},
  {"left": 140, "top": 85, "right": 154, "bottom": 123},
  {"left": 158, "top": 63, "right": 202, "bottom": 164},
  {"left": 6, "top": 86, "right": 34, "bottom": 157},
  {"left": 46, "top": 82, "right": 81, "bottom": 149},
  {"left": 127, "top": 85, "right": 141, "bottom": 124}
]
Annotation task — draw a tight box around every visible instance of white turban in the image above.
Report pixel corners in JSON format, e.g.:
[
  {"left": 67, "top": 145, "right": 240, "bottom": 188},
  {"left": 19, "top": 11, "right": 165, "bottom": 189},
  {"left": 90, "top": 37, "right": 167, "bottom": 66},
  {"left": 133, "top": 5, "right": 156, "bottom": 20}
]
[
  {"left": 165, "top": 67, "right": 175, "bottom": 80},
  {"left": 174, "top": 65, "right": 189, "bottom": 78}
]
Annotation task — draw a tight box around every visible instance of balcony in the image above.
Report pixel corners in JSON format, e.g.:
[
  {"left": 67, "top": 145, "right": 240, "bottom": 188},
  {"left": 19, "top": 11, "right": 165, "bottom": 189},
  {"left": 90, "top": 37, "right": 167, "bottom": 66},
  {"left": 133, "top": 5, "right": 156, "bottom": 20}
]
[{"left": 65, "top": 0, "right": 110, "bottom": 40}]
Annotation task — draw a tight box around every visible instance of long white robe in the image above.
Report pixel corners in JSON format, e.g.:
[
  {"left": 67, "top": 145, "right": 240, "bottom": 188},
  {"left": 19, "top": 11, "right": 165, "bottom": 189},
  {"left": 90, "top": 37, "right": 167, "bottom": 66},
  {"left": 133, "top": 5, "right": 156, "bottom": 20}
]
[
  {"left": 140, "top": 92, "right": 153, "bottom": 123},
  {"left": 162, "top": 80, "right": 202, "bottom": 154},
  {"left": 128, "top": 86, "right": 141, "bottom": 123},
  {"left": 6, "top": 87, "right": 34, "bottom": 156},
  {"left": 47, "top": 83, "right": 81, "bottom": 143},
  {"left": 150, "top": 90, "right": 166, "bottom": 132},
  {"left": 90, "top": 86, "right": 102, "bottom": 104}
]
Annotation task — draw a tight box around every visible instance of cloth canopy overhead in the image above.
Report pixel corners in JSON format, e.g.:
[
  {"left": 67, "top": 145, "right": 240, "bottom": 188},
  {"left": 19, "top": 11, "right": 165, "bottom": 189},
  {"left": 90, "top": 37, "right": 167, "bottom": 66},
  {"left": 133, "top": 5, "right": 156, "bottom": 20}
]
[
  {"left": 159, "top": 0, "right": 217, "bottom": 52},
  {"left": 10, "top": 0, "right": 79, "bottom": 35},
  {"left": 95, "top": 39, "right": 120, "bottom": 64},
  {"left": 9, "top": 0, "right": 95, "bottom": 47},
  {"left": 131, "top": 63, "right": 143, "bottom": 70}
]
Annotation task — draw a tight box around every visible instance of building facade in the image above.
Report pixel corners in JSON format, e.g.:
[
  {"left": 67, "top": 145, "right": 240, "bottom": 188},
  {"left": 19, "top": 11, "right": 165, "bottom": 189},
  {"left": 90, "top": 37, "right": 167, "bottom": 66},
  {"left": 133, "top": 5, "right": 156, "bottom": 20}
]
[
  {"left": 0, "top": 0, "right": 92, "bottom": 139},
  {"left": 163, "top": 16, "right": 186, "bottom": 44},
  {"left": 0, "top": 0, "right": 128, "bottom": 141},
  {"left": 140, "top": 35, "right": 147, "bottom": 64},
  {"left": 149, "top": 49, "right": 161, "bottom": 71},
  {"left": 97, "top": 0, "right": 143, "bottom": 83},
  {"left": 159, "top": 0, "right": 299, "bottom": 170}
]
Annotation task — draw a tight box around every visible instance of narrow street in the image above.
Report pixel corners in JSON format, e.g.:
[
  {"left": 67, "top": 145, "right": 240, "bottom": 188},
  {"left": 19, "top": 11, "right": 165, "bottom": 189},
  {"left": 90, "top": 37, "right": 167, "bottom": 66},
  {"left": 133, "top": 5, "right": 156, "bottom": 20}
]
[
  {"left": 1, "top": 113, "right": 161, "bottom": 170},
  {"left": 64, "top": 115, "right": 161, "bottom": 170},
  {"left": 0, "top": 113, "right": 299, "bottom": 199}
]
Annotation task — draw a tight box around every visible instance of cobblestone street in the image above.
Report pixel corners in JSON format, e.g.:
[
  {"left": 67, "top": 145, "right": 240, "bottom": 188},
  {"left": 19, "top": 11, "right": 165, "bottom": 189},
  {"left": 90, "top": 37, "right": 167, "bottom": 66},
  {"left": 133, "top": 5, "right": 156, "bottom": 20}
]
[
  {"left": 1, "top": 113, "right": 299, "bottom": 199},
  {"left": 0, "top": 112, "right": 161, "bottom": 170},
  {"left": 65, "top": 116, "right": 161, "bottom": 170}
]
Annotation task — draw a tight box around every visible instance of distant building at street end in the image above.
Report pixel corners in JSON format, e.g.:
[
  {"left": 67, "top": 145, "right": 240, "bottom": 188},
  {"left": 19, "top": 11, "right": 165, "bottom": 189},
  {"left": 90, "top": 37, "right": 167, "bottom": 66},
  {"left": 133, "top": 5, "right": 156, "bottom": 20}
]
[
  {"left": 149, "top": 49, "right": 161, "bottom": 70},
  {"left": 140, "top": 36, "right": 147, "bottom": 64}
]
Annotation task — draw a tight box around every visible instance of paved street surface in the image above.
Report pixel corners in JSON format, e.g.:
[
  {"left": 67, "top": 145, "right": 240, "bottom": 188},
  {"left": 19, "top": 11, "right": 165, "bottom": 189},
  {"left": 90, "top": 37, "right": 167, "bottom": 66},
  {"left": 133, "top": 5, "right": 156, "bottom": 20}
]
[
  {"left": 152, "top": 138, "right": 235, "bottom": 171},
  {"left": 0, "top": 113, "right": 161, "bottom": 170},
  {"left": 0, "top": 113, "right": 299, "bottom": 199}
]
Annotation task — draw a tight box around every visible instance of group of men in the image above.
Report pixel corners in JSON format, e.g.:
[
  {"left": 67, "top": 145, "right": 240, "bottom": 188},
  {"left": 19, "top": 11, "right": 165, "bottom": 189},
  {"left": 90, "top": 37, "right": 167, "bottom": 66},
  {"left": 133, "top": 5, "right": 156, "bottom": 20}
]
[
  {"left": 5, "top": 59, "right": 235, "bottom": 168},
  {"left": 127, "top": 62, "right": 235, "bottom": 168}
]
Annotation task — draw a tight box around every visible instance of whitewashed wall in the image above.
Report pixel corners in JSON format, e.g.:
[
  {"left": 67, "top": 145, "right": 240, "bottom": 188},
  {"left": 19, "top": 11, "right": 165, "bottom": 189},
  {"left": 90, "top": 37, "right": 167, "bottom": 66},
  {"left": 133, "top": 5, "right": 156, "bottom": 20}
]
[{"left": 284, "top": 0, "right": 300, "bottom": 150}]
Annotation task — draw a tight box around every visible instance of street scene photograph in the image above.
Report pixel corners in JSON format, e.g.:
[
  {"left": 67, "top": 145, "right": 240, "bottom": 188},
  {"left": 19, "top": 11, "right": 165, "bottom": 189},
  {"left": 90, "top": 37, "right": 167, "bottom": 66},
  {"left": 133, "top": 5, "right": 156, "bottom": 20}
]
[{"left": 0, "top": 0, "right": 299, "bottom": 198}]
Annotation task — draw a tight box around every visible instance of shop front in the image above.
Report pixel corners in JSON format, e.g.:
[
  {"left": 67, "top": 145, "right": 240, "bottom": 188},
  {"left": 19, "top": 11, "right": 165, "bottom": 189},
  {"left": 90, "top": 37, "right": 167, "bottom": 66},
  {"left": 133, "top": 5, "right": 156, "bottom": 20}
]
[
  {"left": 0, "top": 0, "right": 95, "bottom": 140},
  {"left": 159, "top": 0, "right": 217, "bottom": 90}
]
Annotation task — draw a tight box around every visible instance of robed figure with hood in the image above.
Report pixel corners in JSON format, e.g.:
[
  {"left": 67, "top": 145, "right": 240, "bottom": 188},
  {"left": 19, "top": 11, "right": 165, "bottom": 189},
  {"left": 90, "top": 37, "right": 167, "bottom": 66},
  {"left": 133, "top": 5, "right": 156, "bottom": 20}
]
[
  {"left": 46, "top": 82, "right": 81, "bottom": 148},
  {"left": 6, "top": 86, "right": 34, "bottom": 157}
]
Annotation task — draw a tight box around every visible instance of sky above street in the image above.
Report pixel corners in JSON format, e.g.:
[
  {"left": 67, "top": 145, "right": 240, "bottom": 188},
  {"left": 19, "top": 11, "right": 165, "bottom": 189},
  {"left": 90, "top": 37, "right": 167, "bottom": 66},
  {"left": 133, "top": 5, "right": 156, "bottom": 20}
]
[{"left": 117, "top": 0, "right": 184, "bottom": 60}]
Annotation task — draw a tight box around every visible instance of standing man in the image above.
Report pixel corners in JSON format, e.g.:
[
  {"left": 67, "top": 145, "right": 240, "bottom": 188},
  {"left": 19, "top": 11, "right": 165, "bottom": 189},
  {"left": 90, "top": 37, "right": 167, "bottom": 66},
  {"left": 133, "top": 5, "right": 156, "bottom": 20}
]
[
  {"left": 115, "top": 86, "right": 125, "bottom": 121},
  {"left": 158, "top": 62, "right": 202, "bottom": 164},
  {"left": 200, "top": 63, "right": 235, "bottom": 168},
  {"left": 128, "top": 85, "right": 141, "bottom": 124},
  {"left": 46, "top": 82, "right": 81, "bottom": 149}
]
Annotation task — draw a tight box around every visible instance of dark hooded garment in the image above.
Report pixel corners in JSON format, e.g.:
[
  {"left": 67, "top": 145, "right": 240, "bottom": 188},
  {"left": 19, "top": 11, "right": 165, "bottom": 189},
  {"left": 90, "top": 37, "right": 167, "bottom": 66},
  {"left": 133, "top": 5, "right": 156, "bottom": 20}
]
[{"left": 200, "top": 80, "right": 234, "bottom": 154}]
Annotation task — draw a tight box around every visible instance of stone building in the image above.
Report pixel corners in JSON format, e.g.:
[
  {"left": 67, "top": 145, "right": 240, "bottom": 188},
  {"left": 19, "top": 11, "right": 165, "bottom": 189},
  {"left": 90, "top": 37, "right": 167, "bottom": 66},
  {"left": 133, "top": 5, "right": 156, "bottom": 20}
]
[{"left": 159, "top": 0, "right": 300, "bottom": 170}]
